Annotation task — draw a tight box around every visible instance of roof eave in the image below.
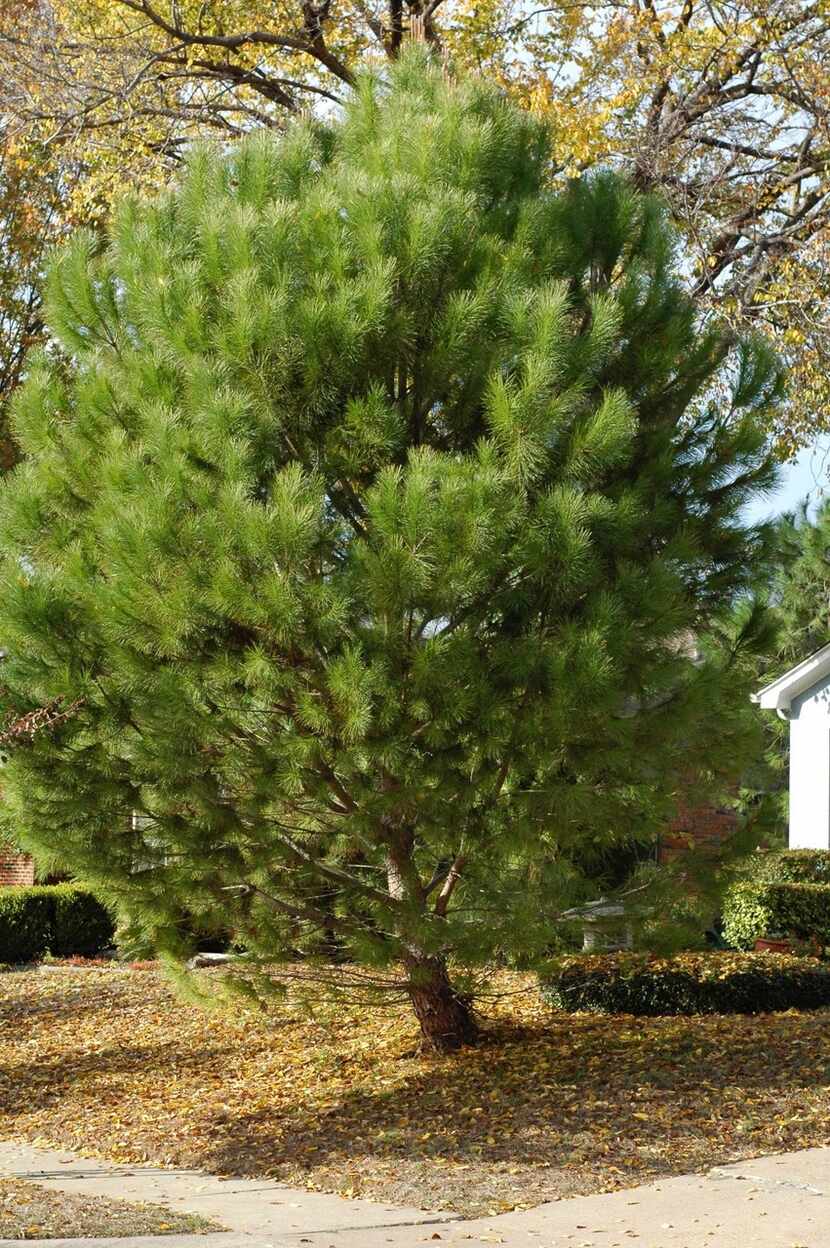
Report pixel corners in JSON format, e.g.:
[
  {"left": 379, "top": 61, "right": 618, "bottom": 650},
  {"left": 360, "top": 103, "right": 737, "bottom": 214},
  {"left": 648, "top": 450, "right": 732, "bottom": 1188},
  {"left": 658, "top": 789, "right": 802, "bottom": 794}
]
[{"left": 751, "top": 642, "right": 830, "bottom": 714}]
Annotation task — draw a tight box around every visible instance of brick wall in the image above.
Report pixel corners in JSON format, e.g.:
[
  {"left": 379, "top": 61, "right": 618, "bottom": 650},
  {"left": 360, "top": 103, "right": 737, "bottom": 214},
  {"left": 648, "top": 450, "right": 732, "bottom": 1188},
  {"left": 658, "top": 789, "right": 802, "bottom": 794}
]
[
  {"left": 658, "top": 803, "right": 738, "bottom": 864},
  {"left": 0, "top": 848, "right": 35, "bottom": 887}
]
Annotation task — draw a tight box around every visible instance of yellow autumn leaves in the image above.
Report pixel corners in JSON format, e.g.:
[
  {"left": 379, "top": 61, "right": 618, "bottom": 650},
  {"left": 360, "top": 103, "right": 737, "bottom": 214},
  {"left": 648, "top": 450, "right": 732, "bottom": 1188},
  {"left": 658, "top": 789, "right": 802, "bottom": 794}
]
[{"left": 2, "top": 965, "right": 830, "bottom": 1215}]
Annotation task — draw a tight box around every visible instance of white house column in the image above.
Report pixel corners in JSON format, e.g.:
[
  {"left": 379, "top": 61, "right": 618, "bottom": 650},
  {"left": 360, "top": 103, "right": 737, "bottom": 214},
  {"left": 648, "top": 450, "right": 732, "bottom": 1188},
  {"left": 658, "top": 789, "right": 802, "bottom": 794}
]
[
  {"left": 788, "top": 698, "right": 830, "bottom": 850},
  {"left": 752, "top": 644, "right": 830, "bottom": 850}
]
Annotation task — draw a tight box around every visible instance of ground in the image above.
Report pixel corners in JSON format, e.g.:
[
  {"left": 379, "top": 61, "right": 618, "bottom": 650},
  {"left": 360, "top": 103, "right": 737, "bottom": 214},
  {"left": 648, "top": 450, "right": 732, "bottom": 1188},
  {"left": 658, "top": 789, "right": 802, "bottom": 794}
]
[
  {"left": 0, "top": 1176, "right": 221, "bottom": 1239},
  {"left": 1, "top": 965, "right": 830, "bottom": 1217}
]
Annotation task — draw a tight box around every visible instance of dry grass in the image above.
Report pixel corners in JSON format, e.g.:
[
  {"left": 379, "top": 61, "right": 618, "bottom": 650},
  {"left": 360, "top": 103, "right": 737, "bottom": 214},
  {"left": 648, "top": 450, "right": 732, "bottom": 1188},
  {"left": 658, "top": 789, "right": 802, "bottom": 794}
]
[
  {"left": 0, "top": 1176, "right": 222, "bottom": 1239},
  {"left": 1, "top": 964, "right": 830, "bottom": 1216}
]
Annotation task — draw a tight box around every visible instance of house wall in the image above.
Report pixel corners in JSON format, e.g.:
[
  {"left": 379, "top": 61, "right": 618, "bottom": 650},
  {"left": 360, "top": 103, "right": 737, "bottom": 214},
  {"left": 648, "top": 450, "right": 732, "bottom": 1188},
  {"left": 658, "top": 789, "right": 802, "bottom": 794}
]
[
  {"left": 658, "top": 803, "right": 737, "bottom": 864},
  {"left": 789, "top": 675, "right": 830, "bottom": 850},
  {"left": 0, "top": 848, "right": 35, "bottom": 887}
]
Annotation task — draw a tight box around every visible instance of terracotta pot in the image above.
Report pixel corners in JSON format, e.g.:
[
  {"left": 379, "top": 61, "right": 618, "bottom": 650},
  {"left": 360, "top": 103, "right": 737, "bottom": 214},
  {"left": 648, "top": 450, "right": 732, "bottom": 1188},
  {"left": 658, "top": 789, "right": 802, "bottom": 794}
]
[{"left": 754, "top": 937, "right": 794, "bottom": 954}]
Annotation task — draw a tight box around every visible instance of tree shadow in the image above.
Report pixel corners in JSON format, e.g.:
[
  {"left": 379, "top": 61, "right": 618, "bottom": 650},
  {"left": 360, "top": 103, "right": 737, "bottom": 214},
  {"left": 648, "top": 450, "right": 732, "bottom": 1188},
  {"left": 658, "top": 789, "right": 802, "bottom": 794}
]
[
  {"left": 202, "top": 1012, "right": 830, "bottom": 1167},
  {"left": 3, "top": 982, "right": 830, "bottom": 1213},
  {"left": 187, "top": 1012, "right": 830, "bottom": 1209}
]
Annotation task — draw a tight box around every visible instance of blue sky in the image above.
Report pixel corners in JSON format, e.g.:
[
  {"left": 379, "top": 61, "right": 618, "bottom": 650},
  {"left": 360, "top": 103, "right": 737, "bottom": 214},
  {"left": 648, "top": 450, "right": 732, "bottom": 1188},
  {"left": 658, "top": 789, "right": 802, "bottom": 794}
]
[{"left": 743, "top": 441, "right": 830, "bottom": 525}]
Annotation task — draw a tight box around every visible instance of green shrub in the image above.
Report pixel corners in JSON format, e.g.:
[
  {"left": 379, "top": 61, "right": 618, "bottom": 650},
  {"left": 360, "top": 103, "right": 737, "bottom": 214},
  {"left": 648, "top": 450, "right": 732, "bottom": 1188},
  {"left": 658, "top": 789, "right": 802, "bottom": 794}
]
[
  {"left": 722, "top": 881, "right": 830, "bottom": 949},
  {"left": 0, "top": 885, "right": 114, "bottom": 963},
  {"left": 738, "top": 850, "right": 830, "bottom": 883},
  {"left": 722, "top": 850, "right": 830, "bottom": 949},
  {"left": 0, "top": 887, "right": 55, "bottom": 962},
  {"left": 783, "top": 851, "right": 830, "bottom": 880},
  {"left": 539, "top": 951, "right": 830, "bottom": 1015},
  {"left": 51, "top": 886, "right": 115, "bottom": 956}
]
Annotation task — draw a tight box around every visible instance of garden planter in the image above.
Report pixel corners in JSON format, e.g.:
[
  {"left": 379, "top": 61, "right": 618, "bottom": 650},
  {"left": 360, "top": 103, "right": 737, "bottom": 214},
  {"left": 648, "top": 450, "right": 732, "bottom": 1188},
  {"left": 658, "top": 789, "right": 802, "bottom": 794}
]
[
  {"left": 754, "top": 936, "right": 824, "bottom": 957},
  {"left": 754, "top": 937, "right": 795, "bottom": 954}
]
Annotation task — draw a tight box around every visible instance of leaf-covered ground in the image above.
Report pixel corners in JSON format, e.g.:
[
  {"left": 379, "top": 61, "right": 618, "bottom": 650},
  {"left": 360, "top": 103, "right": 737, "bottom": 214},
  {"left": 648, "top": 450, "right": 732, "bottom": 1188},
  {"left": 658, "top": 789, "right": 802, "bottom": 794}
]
[
  {"left": 1, "top": 966, "right": 829, "bottom": 1216},
  {"left": 0, "top": 1177, "right": 222, "bottom": 1239}
]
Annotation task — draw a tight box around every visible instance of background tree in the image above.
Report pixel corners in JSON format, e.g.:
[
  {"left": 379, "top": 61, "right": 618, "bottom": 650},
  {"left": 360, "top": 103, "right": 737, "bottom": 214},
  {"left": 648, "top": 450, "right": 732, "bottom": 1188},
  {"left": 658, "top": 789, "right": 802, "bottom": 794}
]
[
  {"left": 501, "top": 0, "right": 830, "bottom": 454},
  {"left": 774, "top": 498, "right": 830, "bottom": 659},
  {"left": 0, "top": 53, "right": 783, "bottom": 1049},
  {"left": 0, "top": 0, "right": 81, "bottom": 472},
  {"left": 0, "top": 0, "right": 825, "bottom": 451},
  {"left": 0, "top": 136, "right": 68, "bottom": 471}
]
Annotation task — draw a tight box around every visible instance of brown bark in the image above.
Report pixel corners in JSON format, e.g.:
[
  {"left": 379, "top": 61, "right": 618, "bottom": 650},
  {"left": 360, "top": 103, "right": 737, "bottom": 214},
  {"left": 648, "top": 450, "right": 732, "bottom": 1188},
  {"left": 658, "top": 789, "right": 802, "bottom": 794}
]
[
  {"left": 404, "top": 953, "right": 478, "bottom": 1052},
  {"left": 381, "top": 802, "right": 476, "bottom": 1051}
]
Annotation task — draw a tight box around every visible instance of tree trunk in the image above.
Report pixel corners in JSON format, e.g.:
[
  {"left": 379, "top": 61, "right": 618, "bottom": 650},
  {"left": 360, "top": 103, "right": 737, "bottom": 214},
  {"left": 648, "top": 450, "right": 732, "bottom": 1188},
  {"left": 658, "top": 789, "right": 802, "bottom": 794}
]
[
  {"left": 404, "top": 953, "right": 478, "bottom": 1052},
  {"left": 382, "top": 815, "right": 477, "bottom": 1051}
]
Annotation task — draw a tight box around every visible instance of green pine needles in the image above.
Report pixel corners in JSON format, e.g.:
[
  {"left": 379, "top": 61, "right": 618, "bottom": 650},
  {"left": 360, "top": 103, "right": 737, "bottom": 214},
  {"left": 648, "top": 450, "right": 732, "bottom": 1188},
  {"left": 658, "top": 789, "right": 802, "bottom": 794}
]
[{"left": 0, "top": 50, "right": 785, "bottom": 1048}]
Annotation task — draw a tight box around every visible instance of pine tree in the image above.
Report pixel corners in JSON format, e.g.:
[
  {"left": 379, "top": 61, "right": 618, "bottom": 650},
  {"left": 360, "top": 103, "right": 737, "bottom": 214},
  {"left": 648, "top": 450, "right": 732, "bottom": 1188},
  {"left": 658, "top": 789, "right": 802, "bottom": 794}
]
[
  {"left": 775, "top": 499, "right": 830, "bottom": 660},
  {"left": 0, "top": 50, "right": 784, "bottom": 1050}
]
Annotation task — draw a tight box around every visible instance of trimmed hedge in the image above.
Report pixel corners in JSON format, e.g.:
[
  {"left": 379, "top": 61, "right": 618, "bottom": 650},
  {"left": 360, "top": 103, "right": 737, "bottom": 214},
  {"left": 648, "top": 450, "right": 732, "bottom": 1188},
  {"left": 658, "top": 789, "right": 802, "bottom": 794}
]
[
  {"left": 722, "top": 880, "right": 830, "bottom": 950},
  {"left": 0, "top": 885, "right": 115, "bottom": 963},
  {"left": 722, "top": 851, "right": 830, "bottom": 950},
  {"left": 51, "top": 887, "right": 116, "bottom": 957},
  {"left": 0, "top": 888, "right": 55, "bottom": 963},
  {"left": 759, "top": 849, "right": 830, "bottom": 882},
  {"left": 539, "top": 951, "right": 830, "bottom": 1016}
]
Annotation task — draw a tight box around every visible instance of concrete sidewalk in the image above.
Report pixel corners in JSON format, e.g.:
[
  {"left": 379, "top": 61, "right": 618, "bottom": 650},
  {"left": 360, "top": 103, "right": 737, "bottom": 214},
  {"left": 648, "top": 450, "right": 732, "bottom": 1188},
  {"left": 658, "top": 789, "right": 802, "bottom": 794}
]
[
  {"left": 0, "top": 1141, "right": 456, "bottom": 1241},
  {"left": 1, "top": 1140, "right": 828, "bottom": 1247}
]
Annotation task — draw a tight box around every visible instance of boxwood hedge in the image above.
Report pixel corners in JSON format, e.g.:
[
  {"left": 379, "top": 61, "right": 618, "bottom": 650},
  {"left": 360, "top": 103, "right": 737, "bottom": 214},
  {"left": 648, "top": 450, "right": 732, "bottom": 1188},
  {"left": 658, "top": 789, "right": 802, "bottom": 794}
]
[
  {"left": 539, "top": 951, "right": 830, "bottom": 1016},
  {"left": 0, "top": 885, "right": 115, "bottom": 963},
  {"left": 722, "top": 850, "right": 830, "bottom": 949}
]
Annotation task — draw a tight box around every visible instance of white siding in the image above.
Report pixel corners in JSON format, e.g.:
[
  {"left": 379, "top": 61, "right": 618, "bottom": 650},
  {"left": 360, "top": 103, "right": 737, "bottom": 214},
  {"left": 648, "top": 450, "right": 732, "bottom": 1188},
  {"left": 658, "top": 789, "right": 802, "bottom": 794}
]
[{"left": 789, "top": 675, "right": 830, "bottom": 849}]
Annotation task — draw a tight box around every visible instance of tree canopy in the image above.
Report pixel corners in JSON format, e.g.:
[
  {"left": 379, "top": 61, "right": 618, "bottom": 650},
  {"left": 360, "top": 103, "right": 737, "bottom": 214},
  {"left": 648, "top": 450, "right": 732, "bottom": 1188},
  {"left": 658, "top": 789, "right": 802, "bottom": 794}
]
[
  {"left": 0, "top": 52, "right": 784, "bottom": 1048},
  {"left": 1, "top": 0, "right": 826, "bottom": 451}
]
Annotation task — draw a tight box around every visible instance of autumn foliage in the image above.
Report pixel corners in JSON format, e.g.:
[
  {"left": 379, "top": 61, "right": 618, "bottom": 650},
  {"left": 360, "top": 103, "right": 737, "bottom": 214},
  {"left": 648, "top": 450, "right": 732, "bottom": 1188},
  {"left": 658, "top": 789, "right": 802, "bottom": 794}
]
[{"left": 2, "top": 966, "right": 830, "bottom": 1214}]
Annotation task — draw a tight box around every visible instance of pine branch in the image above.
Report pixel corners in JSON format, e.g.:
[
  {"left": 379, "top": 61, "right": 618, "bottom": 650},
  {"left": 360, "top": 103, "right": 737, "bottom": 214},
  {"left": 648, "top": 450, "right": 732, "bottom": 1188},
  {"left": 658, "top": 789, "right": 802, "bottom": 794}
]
[
  {"left": 262, "top": 818, "right": 400, "bottom": 908},
  {"left": 433, "top": 849, "right": 466, "bottom": 916},
  {"left": 223, "top": 882, "right": 367, "bottom": 939}
]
